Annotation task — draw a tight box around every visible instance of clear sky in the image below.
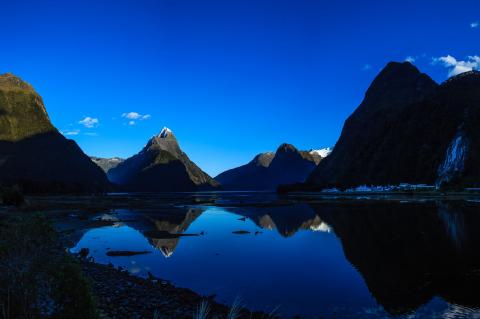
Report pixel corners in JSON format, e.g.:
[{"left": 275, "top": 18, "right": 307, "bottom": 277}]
[{"left": 1, "top": 0, "right": 479, "bottom": 176}]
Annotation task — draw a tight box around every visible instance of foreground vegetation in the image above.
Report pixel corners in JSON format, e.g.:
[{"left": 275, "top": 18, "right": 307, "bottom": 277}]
[{"left": 0, "top": 214, "right": 97, "bottom": 319}]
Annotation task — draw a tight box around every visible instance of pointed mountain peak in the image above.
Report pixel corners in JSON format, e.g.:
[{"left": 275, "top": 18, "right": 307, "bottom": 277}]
[
  {"left": 356, "top": 61, "right": 438, "bottom": 115},
  {"left": 145, "top": 127, "right": 180, "bottom": 155},
  {"left": 276, "top": 143, "right": 299, "bottom": 153},
  {"left": 382, "top": 61, "right": 418, "bottom": 73},
  {"left": 158, "top": 127, "right": 174, "bottom": 138},
  {"left": 147, "top": 127, "right": 176, "bottom": 146},
  {"left": 372, "top": 61, "right": 434, "bottom": 87}
]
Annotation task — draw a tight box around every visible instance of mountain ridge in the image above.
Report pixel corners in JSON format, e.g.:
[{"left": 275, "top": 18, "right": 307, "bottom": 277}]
[
  {"left": 0, "top": 73, "right": 110, "bottom": 193},
  {"left": 305, "top": 62, "right": 480, "bottom": 190},
  {"left": 108, "top": 127, "right": 218, "bottom": 191},
  {"left": 215, "top": 143, "right": 328, "bottom": 190}
]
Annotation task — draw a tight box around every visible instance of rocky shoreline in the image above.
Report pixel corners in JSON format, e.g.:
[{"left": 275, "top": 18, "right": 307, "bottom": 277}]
[{"left": 81, "top": 259, "right": 268, "bottom": 319}]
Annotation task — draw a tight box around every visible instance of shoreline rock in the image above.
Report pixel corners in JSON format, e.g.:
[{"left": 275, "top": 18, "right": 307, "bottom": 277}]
[{"left": 81, "top": 260, "right": 269, "bottom": 318}]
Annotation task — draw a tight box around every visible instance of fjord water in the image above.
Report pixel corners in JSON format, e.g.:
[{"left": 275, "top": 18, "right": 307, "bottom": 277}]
[{"left": 72, "top": 196, "right": 480, "bottom": 318}]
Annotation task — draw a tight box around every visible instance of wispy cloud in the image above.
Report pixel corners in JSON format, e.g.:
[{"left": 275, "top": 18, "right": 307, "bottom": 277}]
[
  {"left": 122, "top": 112, "right": 151, "bottom": 120},
  {"left": 122, "top": 112, "right": 151, "bottom": 125},
  {"left": 61, "top": 129, "right": 80, "bottom": 136},
  {"left": 471, "top": 21, "right": 479, "bottom": 28},
  {"left": 405, "top": 56, "right": 416, "bottom": 63},
  {"left": 432, "top": 55, "right": 480, "bottom": 76},
  {"left": 84, "top": 132, "right": 98, "bottom": 136},
  {"left": 79, "top": 117, "right": 99, "bottom": 128},
  {"left": 362, "top": 64, "right": 371, "bottom": 71}
]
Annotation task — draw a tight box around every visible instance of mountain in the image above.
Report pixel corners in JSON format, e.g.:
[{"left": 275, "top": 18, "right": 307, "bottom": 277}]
[
  {"left": 90, "top": 156, "right": 124, "bottom": 173},
  {"left": 214, "top": 152, "right": 274, "bottom": 189},
  {"left": 215, "top": 143, "right": 326, "bottom": 190},
  {"left": 0, "top": 73, "right": 110, "bottom": 193},
  {"left": 307, "top": 61, "right": 480, "bottom": 190},
  {"left": 108, "top": 127, "right": 218, "bottom": 191},
  {"left": 309, "top": 148, "right": 332, "bottom": 158}
]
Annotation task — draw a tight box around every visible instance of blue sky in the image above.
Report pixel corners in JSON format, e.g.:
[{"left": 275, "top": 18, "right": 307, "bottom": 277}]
[{"left": 1, "top": 0, "right": 479, "bottom": 176}]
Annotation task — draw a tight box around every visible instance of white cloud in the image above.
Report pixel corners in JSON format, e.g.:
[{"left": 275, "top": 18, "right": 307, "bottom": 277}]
[
  {"left": 122, "top": 112, "right": 151, "bottom": 125},
  {"left": 84, "top": 132, "right": 98, "bottom": 136},
  {"left": 471, "top": 21, "right": 479, "bottom": 28},
  {"left": 122, "top": 112, "right": 151, "bottom": 120},
  {"left": 79, "top": 117, "right": 99, "bottom": 128},
  {"left": 61, "top": 129, "right": 80, "bottom": 136},
  {"left": 122, "top": 112, "right": 141, "bottom": 119},
  {"left": 432, "top": 55, "right": 480, "bottom": 76},
  {"left": 405, "top": 56, "right": 416, "bottom": 63}
]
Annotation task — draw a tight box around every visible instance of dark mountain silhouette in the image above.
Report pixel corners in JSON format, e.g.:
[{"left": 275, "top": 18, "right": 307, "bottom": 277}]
[
  {"left": 216, "top": 143, "right": 325, "bottom": 190},
  {"left": 214, "top": 152, "right": 274, "bottom": 189},
  {"left": 108, "top": 127, "right": 218, "bottom": 192},
  {"left": 307, "top": 62, "right": 480, "bottom": 190},
  {"left": 90, "top": 156, "right": 124, "bottom": 173},
  {"left": 0, "top": 73, "right": 110, "bottom": 193}
]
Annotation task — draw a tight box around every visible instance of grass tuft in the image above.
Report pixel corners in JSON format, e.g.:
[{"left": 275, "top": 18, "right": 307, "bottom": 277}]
[
  {"left": 193, "top": 299, "right": 210, "bottom": 319},
  {"left": 227, "top": 296, "right": 243, "bottom": 319}
]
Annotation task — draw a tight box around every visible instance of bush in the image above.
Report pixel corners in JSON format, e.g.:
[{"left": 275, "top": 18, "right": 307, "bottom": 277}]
[
  {"left": 0, "top": 215, "right": 98, "bottom": 318},
  {"left": 51, "top": 256, "right": 97, "bottom": 319},
  {"left": 1, "top": 185, "right": 24, "bottom": 206}
]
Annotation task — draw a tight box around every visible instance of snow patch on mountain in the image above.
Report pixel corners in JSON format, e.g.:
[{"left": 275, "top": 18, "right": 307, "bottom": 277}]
[
  {"left": 159, "top": 127, "right": 173, "bottom": 138},
  {"left": 310, "top": 148, "right": 332, "bottom": 158},
  {"left": 310, "top": 222, "right": 331, "bottom": 233}
]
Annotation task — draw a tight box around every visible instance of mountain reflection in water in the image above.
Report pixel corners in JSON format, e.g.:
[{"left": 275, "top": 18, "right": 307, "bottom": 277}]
[{"left": 72, "top": 198, "right": 480, "bottom": 318}]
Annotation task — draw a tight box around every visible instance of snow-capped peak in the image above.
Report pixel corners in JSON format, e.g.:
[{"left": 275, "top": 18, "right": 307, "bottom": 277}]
[
  {"left": 158, "top": 127, "right": 173, "bottom": 138},
  {"left": 310, "top": 147, "right": 332, "bottom": 158}
]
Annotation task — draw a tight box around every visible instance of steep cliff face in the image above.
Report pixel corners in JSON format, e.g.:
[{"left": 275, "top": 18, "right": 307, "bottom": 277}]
[
  {"left": 0, "top": 73, "right": 55, "bottom": 141},
  {"left": 308, "top": 62, "right": 480, "bottom": 189},
  {"left": 0, "top": 73, "right": 110, "bottom": 193}
]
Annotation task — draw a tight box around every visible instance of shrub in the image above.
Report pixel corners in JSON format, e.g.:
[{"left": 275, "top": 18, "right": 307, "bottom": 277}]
[
  {"left": 0, "top": 215, "right": 98, "bottom": 318},
  {"left": 1, "top": 185, "right": 24, "bottom": 206}
]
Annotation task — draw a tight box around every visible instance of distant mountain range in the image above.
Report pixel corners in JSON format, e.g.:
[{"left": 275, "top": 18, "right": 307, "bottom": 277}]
[
  {"left": 90, "top": 157, "right": 124, "bottom": 173},
  {"left": 6, "top": 61, "right": 480, "bottom": 194},
  {"left": 107, "top": 127, "right": 219, "bottom": 192},
  {"left": 0, "top": 73, "right": 110, "bottom": 193},
  {"left": 215, "top": 144, "right": 330, "bottom": 190},
  {"left": 303, "top": 62, "right": 480, "bottom": 190},
  {"left": 0, "top": 72, "right": 326, "bottom": 194}
]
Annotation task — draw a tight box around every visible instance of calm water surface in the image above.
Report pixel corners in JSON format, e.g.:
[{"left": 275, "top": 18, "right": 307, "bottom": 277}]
[{"left": 71, "top": 196, "right": 480, "bottom": 318}]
